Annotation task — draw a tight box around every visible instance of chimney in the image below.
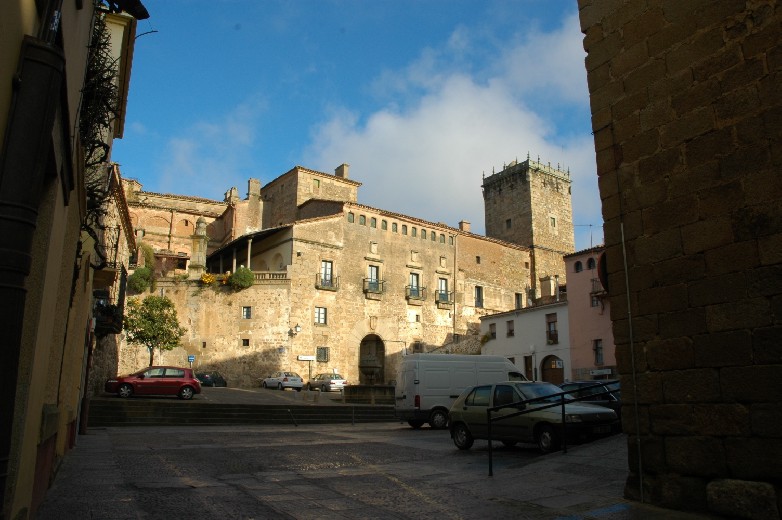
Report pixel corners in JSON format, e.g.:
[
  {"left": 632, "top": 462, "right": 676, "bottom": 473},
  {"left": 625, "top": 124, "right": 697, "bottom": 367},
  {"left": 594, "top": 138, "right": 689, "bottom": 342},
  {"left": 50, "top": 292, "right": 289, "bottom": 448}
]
[
  {"left": 335, "top": 163, "right": 350, "bottom": 178},
  {"left": 247, "top": 178, "right": 261, "bottom": 200},
  {"left": 459, "top": 220, "right": 471, "bottom": 232}
]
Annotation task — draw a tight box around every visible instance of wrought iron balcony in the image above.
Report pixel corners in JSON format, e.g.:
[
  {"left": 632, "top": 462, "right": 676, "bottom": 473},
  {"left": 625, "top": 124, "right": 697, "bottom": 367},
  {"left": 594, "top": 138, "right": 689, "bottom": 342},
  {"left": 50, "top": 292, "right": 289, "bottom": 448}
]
[
  {"left": 435, "top": 290, "right": 453, "bottom": 306},
  {"left": 591, "top": 277, "right": 606, "bottom": 294},
  {"left": 406, "top": 285, "right": 427, "bottom": 301},
  {"left": 315, "top": 273, "right": 339, "bottom": 291},
  {"left": 363, "top": 278, "right": 385, "bottom": 294},
  {"left": 93, "top": 288, "right": 125, "bottom": 336}
]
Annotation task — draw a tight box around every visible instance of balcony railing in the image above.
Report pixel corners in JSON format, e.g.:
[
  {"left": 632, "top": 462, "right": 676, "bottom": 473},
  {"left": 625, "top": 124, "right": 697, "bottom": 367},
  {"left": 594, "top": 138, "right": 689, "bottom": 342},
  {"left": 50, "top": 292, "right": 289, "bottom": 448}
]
[
  {"left": 363, "top": 278, "right": 385, "bottom": 294},
  {"left": 547, "top": 331, "right": 559, "bottom": 345},
  {"left": 435, "top": 290, "right": 453, "bottom": 305},
  {"left": 406, "top": 285, "right": 427, "bottom": 300},
  {"left": 315, "top": 273, "right": 339, "bottom": 291},
  {"left": 590, "top": 278, "right": 606, "bottom": 294}
]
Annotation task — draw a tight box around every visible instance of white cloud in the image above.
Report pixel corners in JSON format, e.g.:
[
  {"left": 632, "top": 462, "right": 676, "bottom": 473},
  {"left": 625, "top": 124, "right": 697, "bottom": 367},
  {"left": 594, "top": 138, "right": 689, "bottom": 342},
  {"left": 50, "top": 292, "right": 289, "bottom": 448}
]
[{"left": 305, "top": 12, "right": 603, "bottom": 250}]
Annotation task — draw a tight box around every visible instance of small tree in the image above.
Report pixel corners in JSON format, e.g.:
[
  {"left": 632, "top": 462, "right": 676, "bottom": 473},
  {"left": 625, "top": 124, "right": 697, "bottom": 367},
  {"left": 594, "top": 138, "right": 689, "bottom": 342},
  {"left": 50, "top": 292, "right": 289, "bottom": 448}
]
[
  {"left": 127, "top": 266, "right": 153, "bottom": 293},
  {"left": 228, "top": 265, "right": 254, "bottom": 290},
  {"left": 123, "top": 296, "right": 186, "bottom": 366}
]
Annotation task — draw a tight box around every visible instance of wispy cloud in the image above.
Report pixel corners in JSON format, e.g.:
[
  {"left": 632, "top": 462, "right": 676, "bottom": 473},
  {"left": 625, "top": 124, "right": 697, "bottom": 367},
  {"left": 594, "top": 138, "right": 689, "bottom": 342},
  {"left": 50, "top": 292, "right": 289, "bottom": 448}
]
[
  {"left": 156, "top": 97, "right": 266, "bottom": 197},
  {"left": 305, "top": 12, "right": 602, "bottom": 249}
]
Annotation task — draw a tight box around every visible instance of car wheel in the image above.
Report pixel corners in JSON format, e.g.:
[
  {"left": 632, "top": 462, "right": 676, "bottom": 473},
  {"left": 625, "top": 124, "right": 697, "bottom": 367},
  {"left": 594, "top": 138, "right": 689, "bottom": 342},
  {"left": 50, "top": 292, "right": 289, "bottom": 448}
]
[
  {"left": 452, "top": 423, "right": 474, "bottom": 450},
  {"left": 501, "top": 440, "right": 518, "bottom": 447},
  {"left": 321, "top": 384, "right": 328, "bottom": 392},
  {"left": 179, "top": 386, "right": 195, "bottom": 400},
  {"left": 261, "top": 381, "right": 267, "bottom": 389},
  {"left": 407, "top": 420, "right": 424, "bottom": 429},
  {"left": 536, "top": 424, "right": 561, "bottom": 454},
  {"left": 118, "top": 384, "right": 133, "bottom": 398},
  {"left": 429, "top": 409, "right": 449, "bottom": 430},
  {"left": 277, "top": 383, "right": 283, "bottom": 390}
]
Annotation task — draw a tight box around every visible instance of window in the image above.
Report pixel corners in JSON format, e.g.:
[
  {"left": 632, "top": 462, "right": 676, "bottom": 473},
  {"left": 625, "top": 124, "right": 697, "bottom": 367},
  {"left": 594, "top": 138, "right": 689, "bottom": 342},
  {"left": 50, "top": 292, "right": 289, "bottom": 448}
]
[
  {"left": 421, "top": 229, "right": 426, "bottom": 240},
  {"left": 241, "top": 306, "right": 252, "bottom": 319},
  {"left": 593, "top": 339, "right": 604, "bottom": 365},
  {"left": 437, "top": 278, "right": 449, "bottom": 302},
  {"left": 313, "top": 178, "right": 320, "bottom": 189},
  {"left": 347, "top": 212, "right": 354, "bottom": 223},
  {"left": 515, "top": 293, "right": 523, "bottom": 309},
  {"left": 591, "top": 295, "right": 600, "bottom": 307},
  {"left": 587, "top": 257, "right": 596, "bottom": 269},
  {"left": 440, "top": 234, "right": 445, "bottom": 243},
  {"left": 506, "top": 320, "right": 515, "bottom": 337},
  {"left": 505, "top": 218, "right": 512, "bottom": 229},
  {"left": 242, "top": 338, "right": 250, "bottom": 347},
  {"left": 449, "top": 236, "right": 454, "bottom": 245},
  {"left": 409, "top": 272, "right": 420, "bottom": 298},
  {"left": 381, "top": 220, "right": 388, "bottom": 230},
  {"left": 202, "top": 341, "right": 207, "bottom": 349},
  {"left": 411, "top": 227, "right": 417, "bottom": 237},
  {"left": 320, "top": 260, "right": 333, "bottom": 288},
  {"left": 575, "top": 261, "right": 583, "bottom": 273},
  {"left": 476, "top": 256, "right": 481, "bottom": 264},
  {"left": 550, "top": 216, "right": 557, "bottom": 228},
  {"left": 370, "top": 217, "right": 377, "bottom": 228},
  {"left": 315, "top": 307, "right": 327, "bottom": 325},
  {"left": 316, "top": 346, "right": 330, "bottom": 362},
  {"left": 475, "top": 286, "right": 483, "bottom": 308},
  {"left": 466, "top": 386, "right": 491, "bottom": 407},
  {"left": 431, "top": 232, "right": 436, "bottom": 242},
  {"left": 392, "top": 222, "right": 398, "bottom": 232},
  {"left": 489, "top": 323, "right": 496, "bottom": 339},
  {"left": 367, "top": 265, "right": 380, "bottom": 292},
  {"left": 402, "top": 225, "right": 408, "bottom": 235},
  {"left": 546, "top": 313, "right": 558, "bottom": 344},
  {"left": 359, "top": 215, "right": 366, "bottom": 225}
]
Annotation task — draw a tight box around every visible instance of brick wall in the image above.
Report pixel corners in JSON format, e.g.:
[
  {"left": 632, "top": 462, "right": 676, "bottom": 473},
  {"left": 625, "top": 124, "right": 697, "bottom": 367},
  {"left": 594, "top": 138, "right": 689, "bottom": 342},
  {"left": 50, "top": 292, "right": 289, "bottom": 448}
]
[{"left": 578, "top": 1, "right": 782, "bottom": 518}]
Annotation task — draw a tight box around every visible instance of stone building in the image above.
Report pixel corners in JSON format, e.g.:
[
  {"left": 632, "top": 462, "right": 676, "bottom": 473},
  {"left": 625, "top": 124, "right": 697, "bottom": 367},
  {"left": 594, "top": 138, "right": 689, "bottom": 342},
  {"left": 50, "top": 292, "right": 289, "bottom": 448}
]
[
  {"left": 121, "top": 159, "right": 573, "bottom": 389},
  {"left": 483, "top": 157, "right": 575, "bottom": 297},
  {"left": 578, "top": 1, "right": 781, "bottom": 518}
]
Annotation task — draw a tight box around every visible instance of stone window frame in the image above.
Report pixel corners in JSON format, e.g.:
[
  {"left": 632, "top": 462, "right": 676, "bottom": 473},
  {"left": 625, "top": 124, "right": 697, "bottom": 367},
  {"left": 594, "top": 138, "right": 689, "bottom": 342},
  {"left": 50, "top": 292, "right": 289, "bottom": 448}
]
[
  {"left": 402, "top": 224, "right": 408, "bottom": 235},
  {"left": 392, "top": 222, "right": 398, "bottom": 232},
  {"left": 241, "top": 306, "right": 252, "bottom": 319},
  {"left": 359, "top": 215, "right": 366, "bottom": 226},
  {"left": 381, "top": 219, "right": 387, "bottom": 230},
  {"left": 241, "top": 338, "right": 250, "bottom": 347},
  {"left": 411, "top": 227, "right": 417, "bottom": 237},
  {"left": 315, "top": 306, "right": 328, "bottom": 325},
  {"left": 370, "top": 217, "right": 377, "bottom": 228},
  {"left": 347, "top": 212, "right": 354, "bottom": 223},
  {"left": 421, "top": 229, "right": 426, "bottom": 240}
]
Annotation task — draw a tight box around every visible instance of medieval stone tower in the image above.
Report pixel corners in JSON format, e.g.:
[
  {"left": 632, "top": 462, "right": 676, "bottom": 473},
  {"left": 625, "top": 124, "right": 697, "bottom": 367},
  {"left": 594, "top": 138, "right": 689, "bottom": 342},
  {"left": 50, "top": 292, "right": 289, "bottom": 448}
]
[{"left": 482, "top": 157, "right": 575, "bottom": 297}]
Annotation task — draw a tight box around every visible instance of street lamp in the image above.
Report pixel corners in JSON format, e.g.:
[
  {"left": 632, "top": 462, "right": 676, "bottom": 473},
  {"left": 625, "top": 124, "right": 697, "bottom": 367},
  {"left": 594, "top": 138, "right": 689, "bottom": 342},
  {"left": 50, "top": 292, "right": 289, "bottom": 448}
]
[{"left": 289, "top": 324, "right": 301, "bottom": 336}]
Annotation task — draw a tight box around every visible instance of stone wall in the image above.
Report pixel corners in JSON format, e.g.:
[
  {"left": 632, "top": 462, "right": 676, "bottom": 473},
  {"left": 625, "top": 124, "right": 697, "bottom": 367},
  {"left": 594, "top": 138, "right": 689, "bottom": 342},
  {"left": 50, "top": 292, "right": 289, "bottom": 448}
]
[
  {"left": 483, "top": 159, "right": 574, "bottom": 292},
  {"left": 578, "top": 1, "right": 782, "bottom": 518}
]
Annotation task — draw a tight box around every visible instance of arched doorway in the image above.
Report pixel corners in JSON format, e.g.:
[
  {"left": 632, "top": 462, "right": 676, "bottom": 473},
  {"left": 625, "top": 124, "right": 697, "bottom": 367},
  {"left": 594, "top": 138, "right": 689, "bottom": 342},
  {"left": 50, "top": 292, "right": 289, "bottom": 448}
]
[
  {"left": 540, "top": 355, "right": 564, "bottom": 385},
  {"left": 358, "top": 334, "right": 385, "bottom": 385}
]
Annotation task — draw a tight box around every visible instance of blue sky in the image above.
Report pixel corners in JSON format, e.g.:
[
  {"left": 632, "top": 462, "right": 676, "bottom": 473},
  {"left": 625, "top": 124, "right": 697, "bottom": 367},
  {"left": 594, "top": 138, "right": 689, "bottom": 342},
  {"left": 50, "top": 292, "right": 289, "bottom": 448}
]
[{"left": 113, "top": 0, "right": 603, "bottom": 250}]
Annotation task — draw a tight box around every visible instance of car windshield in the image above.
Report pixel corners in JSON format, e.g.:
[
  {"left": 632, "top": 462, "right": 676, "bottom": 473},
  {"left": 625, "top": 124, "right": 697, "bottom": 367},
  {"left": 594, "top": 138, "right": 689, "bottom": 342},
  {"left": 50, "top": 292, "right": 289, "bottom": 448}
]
[{"left": 514, "top": 382, "right": 563, "bottom": 403}]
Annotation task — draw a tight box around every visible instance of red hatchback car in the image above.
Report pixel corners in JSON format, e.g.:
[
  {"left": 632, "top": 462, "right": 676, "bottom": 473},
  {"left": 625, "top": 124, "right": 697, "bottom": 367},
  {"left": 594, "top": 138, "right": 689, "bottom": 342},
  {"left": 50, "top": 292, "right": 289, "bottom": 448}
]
[{"left": 105, "top": 366, "right": 202, "bottom": 400}]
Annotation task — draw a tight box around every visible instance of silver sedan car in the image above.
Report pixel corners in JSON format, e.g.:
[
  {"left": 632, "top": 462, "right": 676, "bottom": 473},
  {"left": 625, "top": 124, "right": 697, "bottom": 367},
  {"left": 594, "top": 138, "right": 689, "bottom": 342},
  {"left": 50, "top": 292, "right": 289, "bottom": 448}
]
[
  {"left": 260, "top": 371, "right": 303, "bottom": 391},
  {"left": 305, "top": 373, "right": 348, "bottom": 392}
]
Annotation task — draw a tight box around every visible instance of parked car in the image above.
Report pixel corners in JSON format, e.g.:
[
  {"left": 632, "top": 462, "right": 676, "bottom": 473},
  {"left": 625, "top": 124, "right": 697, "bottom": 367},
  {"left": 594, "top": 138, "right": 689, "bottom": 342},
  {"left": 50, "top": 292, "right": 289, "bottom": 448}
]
[
  {"left": 306, "top": 373, "right": 348, "bottom": 392},
  {"left": 560, "top": 380, "right": 621, "bottom": 418},
  {"left": 105, "top": 366, "right": 202, "bottom": 400},
  {"left": 260, "top": 371, "right": 303, "bottom": 391},
  {"left": 448, "top": 381, "right": 617, "bottom": 453},
  {"left": 196, "top": 371, "right": 228, "bottom": 387}
]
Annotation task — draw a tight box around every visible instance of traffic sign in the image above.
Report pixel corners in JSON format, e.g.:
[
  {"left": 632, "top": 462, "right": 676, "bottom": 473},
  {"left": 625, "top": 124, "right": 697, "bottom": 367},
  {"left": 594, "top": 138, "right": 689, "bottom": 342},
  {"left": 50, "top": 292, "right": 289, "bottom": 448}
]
[{"left": 188, "top": 355, "right": 195, "bottom": 362}]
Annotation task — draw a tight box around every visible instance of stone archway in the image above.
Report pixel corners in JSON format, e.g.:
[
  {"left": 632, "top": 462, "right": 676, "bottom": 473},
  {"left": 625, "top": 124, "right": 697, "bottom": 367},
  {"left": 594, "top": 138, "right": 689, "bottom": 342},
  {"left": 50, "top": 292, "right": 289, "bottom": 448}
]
[
  {"left": 358, "top": 334, "right": 385, "bottom": 385},
  {"left": 540, "top": 355, "right": 564, "bottom": 385}
]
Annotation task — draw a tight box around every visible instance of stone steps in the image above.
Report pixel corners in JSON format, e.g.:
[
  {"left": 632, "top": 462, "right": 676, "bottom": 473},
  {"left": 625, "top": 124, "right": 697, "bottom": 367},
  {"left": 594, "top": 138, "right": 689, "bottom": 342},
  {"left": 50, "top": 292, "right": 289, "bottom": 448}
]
[{"left": 86, "top": 398, "right": 397, "bottom": 427}]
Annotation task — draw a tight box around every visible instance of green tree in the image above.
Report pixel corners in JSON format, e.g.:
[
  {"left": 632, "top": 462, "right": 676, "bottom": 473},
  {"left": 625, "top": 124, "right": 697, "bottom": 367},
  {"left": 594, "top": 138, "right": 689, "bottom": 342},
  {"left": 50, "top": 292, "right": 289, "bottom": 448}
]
[
  {"left": 228, "top": 265, "right": 254, "bottom": 290},
  {"left": 127, "top": 266, "right": 153, "bottom": 293},
  {"left": 123, "top": 296, "right": 186, "bottom": 366}
]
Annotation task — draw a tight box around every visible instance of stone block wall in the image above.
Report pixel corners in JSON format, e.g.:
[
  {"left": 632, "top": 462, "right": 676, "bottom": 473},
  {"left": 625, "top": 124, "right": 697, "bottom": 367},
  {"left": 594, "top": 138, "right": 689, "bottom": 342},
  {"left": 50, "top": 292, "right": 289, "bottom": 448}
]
[{"left": 578, "top": 1, "right": 781, "bottom": 518}]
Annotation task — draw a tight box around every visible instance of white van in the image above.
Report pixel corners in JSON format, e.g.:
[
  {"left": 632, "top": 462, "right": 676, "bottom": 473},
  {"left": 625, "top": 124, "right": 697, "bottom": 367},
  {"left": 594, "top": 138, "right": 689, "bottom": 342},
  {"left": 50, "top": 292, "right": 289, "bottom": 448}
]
[{"left": 394, "top": 354, "right": 526, "bottom": 429}]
